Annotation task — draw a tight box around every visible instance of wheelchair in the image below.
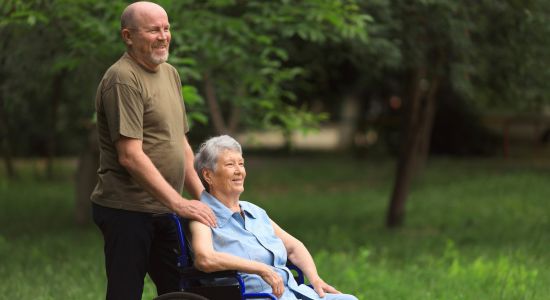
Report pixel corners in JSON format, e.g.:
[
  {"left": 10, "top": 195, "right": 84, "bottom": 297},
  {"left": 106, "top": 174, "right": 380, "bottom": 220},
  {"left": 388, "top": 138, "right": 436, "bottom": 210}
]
[{"left": 153, "top": 214, "right": 306, "bottom": 300}]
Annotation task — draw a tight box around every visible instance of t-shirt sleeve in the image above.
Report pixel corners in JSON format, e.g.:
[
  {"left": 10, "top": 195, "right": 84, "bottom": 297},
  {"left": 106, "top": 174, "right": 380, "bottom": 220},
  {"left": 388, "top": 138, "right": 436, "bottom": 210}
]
[
  {"left": 181, "top": 94, "right": 190, "bottom": 134},
  {"left": 101, "top": 83, "right": 144, "bottom": 142}
]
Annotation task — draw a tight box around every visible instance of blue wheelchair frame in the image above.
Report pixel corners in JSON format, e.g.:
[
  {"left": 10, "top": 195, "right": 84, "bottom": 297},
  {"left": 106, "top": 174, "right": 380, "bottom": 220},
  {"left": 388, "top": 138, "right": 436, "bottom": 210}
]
[{"left": 168, "top": 214, "right": 306, "bottom": 300}]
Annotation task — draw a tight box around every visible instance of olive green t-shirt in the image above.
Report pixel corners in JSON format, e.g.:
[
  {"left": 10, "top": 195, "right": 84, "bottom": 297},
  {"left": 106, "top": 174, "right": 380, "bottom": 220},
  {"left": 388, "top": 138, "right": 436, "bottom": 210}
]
[{"left": 91, "top": 53, "right": 189, "bottom": 213}]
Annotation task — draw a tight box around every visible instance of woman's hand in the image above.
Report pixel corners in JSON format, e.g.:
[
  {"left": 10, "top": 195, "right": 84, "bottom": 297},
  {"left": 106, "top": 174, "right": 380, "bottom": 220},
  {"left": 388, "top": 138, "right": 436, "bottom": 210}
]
[
  {"left": 259, "top": 266, "right": 284, "bottom": 298},
  {"left": 310, "top": 277, "right": 341, "bottom": 298}
]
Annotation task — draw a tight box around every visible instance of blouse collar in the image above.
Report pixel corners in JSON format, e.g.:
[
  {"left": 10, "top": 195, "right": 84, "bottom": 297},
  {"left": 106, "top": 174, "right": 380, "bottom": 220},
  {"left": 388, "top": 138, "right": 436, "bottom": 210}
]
[{"left": 200, "top": 191, "right": 257, "bottom": 227}]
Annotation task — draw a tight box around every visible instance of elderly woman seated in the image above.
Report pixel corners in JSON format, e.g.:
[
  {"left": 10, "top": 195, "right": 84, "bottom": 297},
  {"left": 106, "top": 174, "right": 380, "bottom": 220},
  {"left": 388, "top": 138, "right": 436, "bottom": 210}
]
[{"left": 189, "top": 135, "right": 358, "bottom": 300}]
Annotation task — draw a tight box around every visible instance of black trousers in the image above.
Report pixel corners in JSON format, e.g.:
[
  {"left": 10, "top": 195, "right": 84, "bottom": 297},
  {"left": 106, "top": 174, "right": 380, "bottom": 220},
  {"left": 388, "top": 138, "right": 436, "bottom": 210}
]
[{"left": 93, "top": 203, "right": 181, "bottom": 300}]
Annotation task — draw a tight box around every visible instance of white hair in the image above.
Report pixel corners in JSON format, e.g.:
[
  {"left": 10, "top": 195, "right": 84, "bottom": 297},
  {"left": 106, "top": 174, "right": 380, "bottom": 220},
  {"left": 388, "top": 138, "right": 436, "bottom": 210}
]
[{"left": 194, "top": 135, "right": 242, "bottom": 192}]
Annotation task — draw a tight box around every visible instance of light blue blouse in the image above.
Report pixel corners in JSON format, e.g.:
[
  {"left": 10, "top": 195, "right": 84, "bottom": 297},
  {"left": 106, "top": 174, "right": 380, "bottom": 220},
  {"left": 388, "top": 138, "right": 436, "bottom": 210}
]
[{"left": 200, "top": 191, "right": 329, "bottom": 300}]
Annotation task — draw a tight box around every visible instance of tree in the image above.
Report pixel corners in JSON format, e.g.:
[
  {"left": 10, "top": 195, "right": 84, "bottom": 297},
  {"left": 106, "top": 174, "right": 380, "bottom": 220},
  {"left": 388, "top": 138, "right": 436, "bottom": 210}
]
[
  {"left": 0, "top": 0, "right": 48, "bottom": 179},
  {"left": 291, "top": 0, "right": 550, "bottom": 227},
  {"left": 383, "top": 0, "right": 550, "bottom": 227},
  {"left": 0, "top": 0, "right": 126, "bottom": 179},
  {"left": 166, "top": 0, "right": 370, "bottom": 137}
]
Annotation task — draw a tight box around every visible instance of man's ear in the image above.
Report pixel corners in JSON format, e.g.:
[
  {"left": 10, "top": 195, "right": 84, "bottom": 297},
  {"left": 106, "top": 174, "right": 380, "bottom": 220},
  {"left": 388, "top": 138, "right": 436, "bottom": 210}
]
[{"left": 121, "top": 29, "right": 133, "bottom": 46}]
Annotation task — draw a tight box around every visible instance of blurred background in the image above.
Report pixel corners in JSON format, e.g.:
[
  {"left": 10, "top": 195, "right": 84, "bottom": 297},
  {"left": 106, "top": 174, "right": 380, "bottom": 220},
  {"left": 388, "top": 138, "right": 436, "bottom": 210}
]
[{"left": 1, "top": 0, "right": 549, "bottom": 299}]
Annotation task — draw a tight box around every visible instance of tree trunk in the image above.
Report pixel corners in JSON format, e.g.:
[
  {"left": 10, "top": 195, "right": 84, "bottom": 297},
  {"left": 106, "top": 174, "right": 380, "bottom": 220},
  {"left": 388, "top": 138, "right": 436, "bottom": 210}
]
[
  {"left": 413, "top": 78, "right": 440, "bottom": 172},
  {"left": 203, "top": 72, "right": 228, "bottom": 135},
  {"left": 414, "top": 56, "right": 443, "bottom": 172},
  {"left": 75, "top": 127, "right": 99, "bottom": 225},
  {"left": 45, "top": 70, "right": 67, "bottom": 179},
  {"left": 0, "top": 95, "right": 17, "bottom": 179},
  {"left": 386, "top": 67, "right": 441, "bottom": 228},
  {"left": 0, "top": 28, "right": 17, "bottom": 179},
  {"left": 338, "top": 95, "right": 361, "bottom": 150}
]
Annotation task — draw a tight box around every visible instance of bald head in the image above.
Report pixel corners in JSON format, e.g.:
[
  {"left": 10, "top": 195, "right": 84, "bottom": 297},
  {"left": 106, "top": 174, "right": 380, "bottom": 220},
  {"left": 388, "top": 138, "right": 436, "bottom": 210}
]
[
  {"left": 119, "top": 1, "right": 171, "bottom": 71},
  {"left": 121, "top": 1, "right": 167, "bottom": 30}
]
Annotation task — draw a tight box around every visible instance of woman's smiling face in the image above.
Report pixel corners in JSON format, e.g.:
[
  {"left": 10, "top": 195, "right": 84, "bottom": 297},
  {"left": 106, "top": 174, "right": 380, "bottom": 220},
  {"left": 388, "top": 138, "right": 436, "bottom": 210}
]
[{"left": 206, "top": 149, "right": 246, "bottom": 198}]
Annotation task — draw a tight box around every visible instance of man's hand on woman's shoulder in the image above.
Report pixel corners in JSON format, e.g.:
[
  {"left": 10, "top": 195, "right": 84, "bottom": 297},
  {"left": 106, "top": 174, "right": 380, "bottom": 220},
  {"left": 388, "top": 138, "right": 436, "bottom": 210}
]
[{"left": 176, "top": 199, "right": 217, "bottom": 227}]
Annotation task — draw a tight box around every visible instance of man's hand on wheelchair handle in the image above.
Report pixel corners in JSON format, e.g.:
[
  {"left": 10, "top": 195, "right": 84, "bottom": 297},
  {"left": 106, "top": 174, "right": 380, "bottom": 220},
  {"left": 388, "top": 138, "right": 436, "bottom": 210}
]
[{"left": 175, "top": 199, "right": 217, "bottom": 227}]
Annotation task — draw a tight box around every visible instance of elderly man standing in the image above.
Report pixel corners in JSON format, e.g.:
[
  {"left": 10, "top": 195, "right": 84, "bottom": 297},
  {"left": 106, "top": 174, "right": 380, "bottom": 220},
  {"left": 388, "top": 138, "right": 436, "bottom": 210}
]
[{"left": 91, "top": 2, "right": 216, "bottom": 299}]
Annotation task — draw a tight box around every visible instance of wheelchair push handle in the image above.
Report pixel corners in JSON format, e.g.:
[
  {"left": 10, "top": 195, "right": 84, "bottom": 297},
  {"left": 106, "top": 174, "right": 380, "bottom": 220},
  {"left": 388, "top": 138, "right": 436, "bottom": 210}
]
[{"left": 169, "top": 213, "right": 190, "bottom": 268}]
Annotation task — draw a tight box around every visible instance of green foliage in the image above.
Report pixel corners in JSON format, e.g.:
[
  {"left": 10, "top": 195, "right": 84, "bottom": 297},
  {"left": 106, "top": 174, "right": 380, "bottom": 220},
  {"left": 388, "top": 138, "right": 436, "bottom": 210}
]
[
  {"left": 265, "top": 105, "right": 329, "bottom": 135},
  {"left": 3, "top": 1, "right": 550, "bottom": 157},
  {"left": 168, "top": 0, "right": 370, "bottom": 133},
  {"left": 362, "top": 0, "right": 550, "bottom": 111},
  {"left": 0, "top": 1, "right": 48, "bottom": 27},
  {"left": 469, "top": 0, "right": 550, "bottom": 111},
  {"left": 182, "top": 85, "right": 208, "bottom": 128},
  {"left": 1, "top": 0, "right": 371, "bottom": 156},
  {"left": 0, "top": 0, "right": 126, "bottom": 155}
]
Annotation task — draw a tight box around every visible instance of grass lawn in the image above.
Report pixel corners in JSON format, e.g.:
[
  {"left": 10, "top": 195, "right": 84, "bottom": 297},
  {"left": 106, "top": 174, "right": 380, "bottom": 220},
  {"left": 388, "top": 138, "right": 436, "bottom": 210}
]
[{"left": 0, "top": 155, "right": 549, "bottom": 299}]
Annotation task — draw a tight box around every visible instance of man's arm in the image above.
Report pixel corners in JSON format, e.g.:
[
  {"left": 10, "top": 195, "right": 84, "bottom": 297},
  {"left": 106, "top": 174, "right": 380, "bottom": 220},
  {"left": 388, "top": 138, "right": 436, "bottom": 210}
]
[
  {"left": 182, "top": 135, "right": 204, "bottom": 200},
  {"left": 271, "top": 220, "right": 341, "bottom": 297},
  {"left": 115, "top": 136, "right": 216, "bottom": 227},
  {"left": 189, "top": 220, "right": 284, "bottom": 298}
]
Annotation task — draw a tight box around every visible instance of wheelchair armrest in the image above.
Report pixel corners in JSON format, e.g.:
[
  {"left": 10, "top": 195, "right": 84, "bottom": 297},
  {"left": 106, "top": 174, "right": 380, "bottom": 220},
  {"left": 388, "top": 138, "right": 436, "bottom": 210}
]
[
  {"left": 286, "top": 262, "right": 305, "bottom": 285},
  {"left": 179, "top": 267, "right": 239, "bottom": 280}
]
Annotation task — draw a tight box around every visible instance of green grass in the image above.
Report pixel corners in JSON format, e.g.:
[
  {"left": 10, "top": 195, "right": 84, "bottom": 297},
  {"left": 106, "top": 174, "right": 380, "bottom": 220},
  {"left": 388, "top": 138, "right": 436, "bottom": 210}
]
[{"left": 1, "top": 156, "right": 549, "bottom": 299}]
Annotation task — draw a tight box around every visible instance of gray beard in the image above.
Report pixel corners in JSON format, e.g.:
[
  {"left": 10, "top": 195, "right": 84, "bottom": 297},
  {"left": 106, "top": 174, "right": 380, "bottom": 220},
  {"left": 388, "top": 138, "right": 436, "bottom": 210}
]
[{"left": 151, "top": 52, "right": 169, "bottom": 65}]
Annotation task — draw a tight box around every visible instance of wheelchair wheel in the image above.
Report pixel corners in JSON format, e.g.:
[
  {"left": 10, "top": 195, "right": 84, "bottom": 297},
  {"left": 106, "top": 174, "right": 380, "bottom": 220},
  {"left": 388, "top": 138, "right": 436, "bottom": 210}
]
[{"left": 153, "top": 291, "right": 210, "bottom": 300}]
